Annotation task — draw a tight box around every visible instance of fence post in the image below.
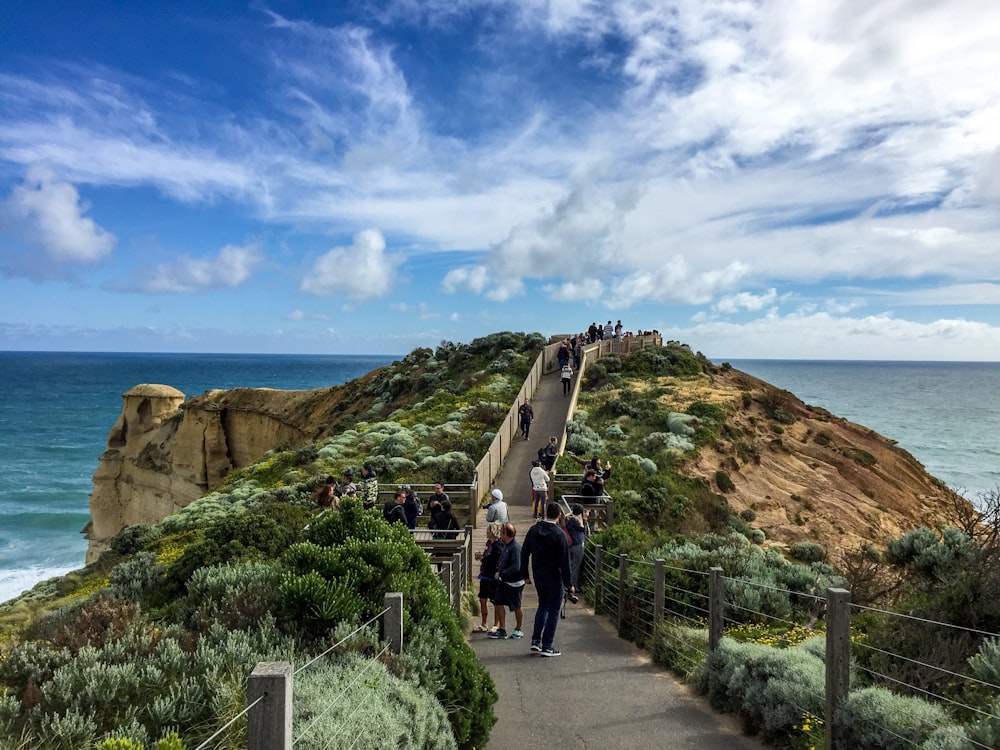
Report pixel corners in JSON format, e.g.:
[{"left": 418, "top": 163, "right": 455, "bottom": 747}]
[
  {"left": 617, "top": 553, "right": 627, "bottom": 632},
  {"left": 464, "top": 525, "right": 474, "bottom": 585},
  {"left": 247, "top": 662, "right": 292, "bottom": 750},
  {"left": 383, "top": 592, "right": 403, "bottom": 655},
  {"left": 653, "top": 559, "right": 665, "bottom": 630},
  {"left": 708, "top": 567, "right": 724, "bottom": 651},
  {"left": 605, "top": 500, "right": 614, "bottom": 527},
  {"left": 825, "top": 588, "right": 851, "bottom": 750},
  {"left": 594, "top": 544, "right": 604, "bottom": 612},
  {"left": 451, "top": 552, "right": 463, "bottom": 614}
]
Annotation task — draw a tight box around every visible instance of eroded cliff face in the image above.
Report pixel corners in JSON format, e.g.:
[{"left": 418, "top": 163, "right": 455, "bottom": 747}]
[
  {"left": 85, "top": 384, "right": 336, "bottom": 562},
  {"left": 676, "top": 367, "right": 964, "bottom": 554}
]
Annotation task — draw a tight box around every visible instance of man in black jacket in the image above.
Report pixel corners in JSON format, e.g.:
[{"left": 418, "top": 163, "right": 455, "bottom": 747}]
[
  {"left": 383, "top": 489, "right": 407, "bottom": 526},
  {"left": 519, "top": 502, "right": 573, "bottom": 656}
]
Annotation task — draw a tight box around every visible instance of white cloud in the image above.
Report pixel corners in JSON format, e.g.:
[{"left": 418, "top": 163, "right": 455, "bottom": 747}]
[
  {"left": 136, "top": 244, "right": 261, "bottom": 293},
  {"left": 442, "top": 265, "right": 488, "bottom": 294},
  {"left": 285, "top": 309, "right": 330, "bottom": 321},
  {"left": 668, "top": 310, "right": 1000, "bottom": 362},
  {"left": 714, "top": 288, "right": 779, "bottom": 314},
  {"left": 300, "top": 229, "right": 402, "bottom": 299},
  {"left": 546, "top": 278, "right": 605, "bottom": 302},
  {"left": 2, "top": 164, "right": 115, "bottom": 273}
]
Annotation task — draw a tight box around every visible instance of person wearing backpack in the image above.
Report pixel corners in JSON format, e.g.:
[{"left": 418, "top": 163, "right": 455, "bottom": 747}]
[
  {"left": 383, "top": 489, "right": 407, "bottom": 526},
  {"left": 541, "top": 436, "right": 559, "bottom": 472}
]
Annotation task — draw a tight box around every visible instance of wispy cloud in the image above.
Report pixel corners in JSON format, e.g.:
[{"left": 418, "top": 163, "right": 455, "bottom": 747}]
[{"left": 2, "top": 1, "right": 1000, "bottom": 357}]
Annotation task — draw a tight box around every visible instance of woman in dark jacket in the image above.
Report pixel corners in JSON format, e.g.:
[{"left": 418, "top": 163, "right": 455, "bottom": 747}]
[
  {"left": 402, "top": 486, "right": 421, "bottom": 529},
  {"left": 565, "top": 504, "right": 588, "bottom": 589}
]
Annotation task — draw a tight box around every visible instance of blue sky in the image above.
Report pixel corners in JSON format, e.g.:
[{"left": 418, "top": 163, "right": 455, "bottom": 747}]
[{"left": 1, "top": 1, "right": 999, "bottom": 360}]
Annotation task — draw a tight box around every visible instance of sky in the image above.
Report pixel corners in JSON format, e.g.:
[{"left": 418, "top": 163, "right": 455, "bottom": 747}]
[{"left": 1, "top": 1, "right": 999, "bottom": 361}]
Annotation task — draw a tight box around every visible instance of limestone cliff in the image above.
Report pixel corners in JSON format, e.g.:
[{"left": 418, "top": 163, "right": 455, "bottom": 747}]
[{"left": 85, "top": 377, "right": 378, "bottom": 562}]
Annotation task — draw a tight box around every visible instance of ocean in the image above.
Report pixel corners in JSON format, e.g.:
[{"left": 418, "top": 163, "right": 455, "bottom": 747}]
[{"left": 0, "top": 353, "right": 997, "bottom": 604}]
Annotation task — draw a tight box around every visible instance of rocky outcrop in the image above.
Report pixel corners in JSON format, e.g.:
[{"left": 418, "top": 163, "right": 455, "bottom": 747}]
[
  {"left": 85, "top": 385, "right": 330, "bottom": 562},
  {"left": 679, "top": 366, "right": 965, "bottom": 554}
]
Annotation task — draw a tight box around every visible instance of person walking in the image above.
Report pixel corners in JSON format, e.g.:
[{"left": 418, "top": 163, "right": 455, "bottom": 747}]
[
  {"left": 529, "top": 460, "right": 549, "bottom": 521},
  {"left": 519, "top": 502, "right": 574, "bottom": 656},
  {"left": 473, "top": 524, "right": 503, "bottom": 633},
  {"left": 490, "top": 523, "right": 526, "bottom": 640},
  {"left": 560, "top": 361, "right": 573, "bottom": 396},
  {"left": 518, "top": 399, "right": 534, "bottom": 440},
  {"left": 566, "top": 504, "right": 587, "bottom": 590}
]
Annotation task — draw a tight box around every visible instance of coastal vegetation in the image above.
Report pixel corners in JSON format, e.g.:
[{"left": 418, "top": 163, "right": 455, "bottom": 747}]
[
  {"left": 0, "top": 331, "right": 548, "bottom": 749},
  {"left": 0, "top": 331, "right": 995, "bottom": 749}
]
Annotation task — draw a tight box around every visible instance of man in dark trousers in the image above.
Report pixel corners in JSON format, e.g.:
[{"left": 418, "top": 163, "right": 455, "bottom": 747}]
[
  {"left": 518, "top": 399, "right": 534, "bottom": 440},
  {"left": 519, "top": 502, "right": 574, "bottom": 656}
]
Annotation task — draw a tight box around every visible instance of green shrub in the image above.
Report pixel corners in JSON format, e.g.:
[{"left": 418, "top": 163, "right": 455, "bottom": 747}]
[
  {"left": 696, "top": 638, "right": 825, "bottom": 742},
  {"left": 715, "top": 470, "right": 735, "bottom": 493},
  {"left": 790, "top": 541, "right": 826, "bottom": 563},
  {"left": 292, "top": 654, "right": 457, "bottom": 750},
  {"left": 837, "top": 687, "right": 952, "bottom": 750}
]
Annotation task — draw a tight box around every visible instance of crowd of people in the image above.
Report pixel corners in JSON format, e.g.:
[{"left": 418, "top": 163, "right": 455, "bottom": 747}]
[
  {"left": 313, "top": 468, "right": 462, "bottom": 536},
  {"left": 472, "top": 501, "right": 591, "bottom": 655}
]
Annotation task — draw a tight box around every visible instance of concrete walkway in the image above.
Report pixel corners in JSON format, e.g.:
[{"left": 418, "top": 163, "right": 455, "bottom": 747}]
[{"left": 470, "top": 370, "right": 762, "bottom": 750}]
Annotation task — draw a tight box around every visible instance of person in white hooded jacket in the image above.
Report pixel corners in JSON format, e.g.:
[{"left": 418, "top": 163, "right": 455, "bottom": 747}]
[{"left": 485, "top": 487, "right": 509, "bottom": 524}]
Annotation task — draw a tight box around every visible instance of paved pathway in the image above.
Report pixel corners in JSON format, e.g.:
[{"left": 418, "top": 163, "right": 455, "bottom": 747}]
[{"left": 469, "top": 369, "right": 763, "bottom": 750}]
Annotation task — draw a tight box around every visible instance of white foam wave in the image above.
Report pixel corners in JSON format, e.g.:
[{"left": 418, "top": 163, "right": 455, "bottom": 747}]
[{"left": 0, "top": 565, "right": 78, "bottom": 605}]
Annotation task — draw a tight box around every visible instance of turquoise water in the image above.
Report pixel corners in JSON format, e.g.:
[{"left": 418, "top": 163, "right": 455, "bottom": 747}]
[{"left": 1, "top": 354, "right": 996, "bottom": 603}]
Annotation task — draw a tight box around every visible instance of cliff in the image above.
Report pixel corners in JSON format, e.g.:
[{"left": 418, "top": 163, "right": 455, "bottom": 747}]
[
  {"left": 679, "top": 365, "right": 962, "bottom": 552},
  {"left": 84, "top": 376, "right": 381, "bottom": 562}
]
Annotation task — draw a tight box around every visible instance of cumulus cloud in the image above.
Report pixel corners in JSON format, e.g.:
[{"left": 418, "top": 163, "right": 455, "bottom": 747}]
[
  {"left": 3, "top": 2, "right": 1000, "bottom": 357},
  {"left": 300, "top": 229, "right": 402, "bottom": 299},
  {"left": 133, "top": 244, "right": 261, "bottom": 293},
  {"left": 1, "top": 165, "right": 115, "bottom": 277}
]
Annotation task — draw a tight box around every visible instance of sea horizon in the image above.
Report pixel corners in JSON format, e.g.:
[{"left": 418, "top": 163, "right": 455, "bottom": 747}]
[{"left": 3, "top": 347, "right": 999, "bottom": 365}]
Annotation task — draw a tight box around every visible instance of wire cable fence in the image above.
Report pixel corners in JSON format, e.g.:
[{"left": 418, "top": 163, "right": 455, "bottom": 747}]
[
  {"left": 581, "top": 541, "right": 1000, "bottom": 749},
  {"left": 242, "top": 593, "right": 405, "bottom": 750}
]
